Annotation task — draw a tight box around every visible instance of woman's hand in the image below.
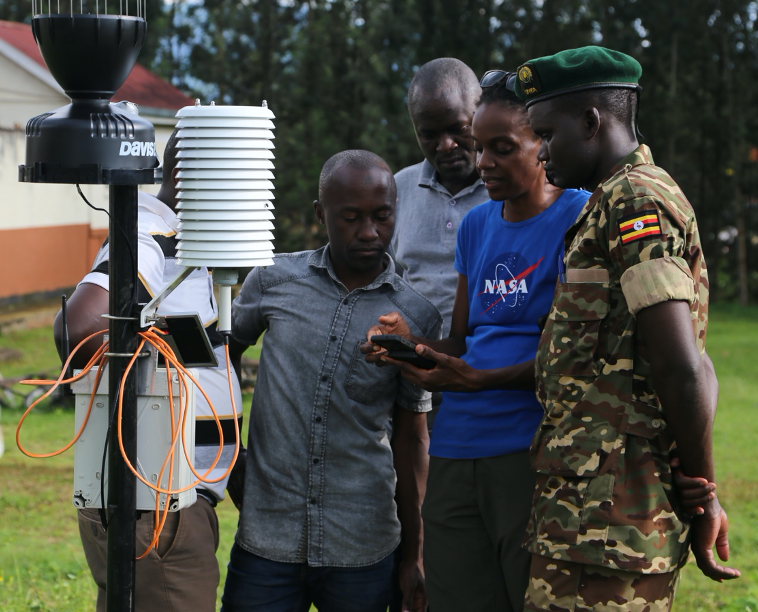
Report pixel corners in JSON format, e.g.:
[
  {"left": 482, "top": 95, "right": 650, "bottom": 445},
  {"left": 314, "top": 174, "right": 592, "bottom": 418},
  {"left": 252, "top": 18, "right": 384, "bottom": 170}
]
[{"left": 383, "top": 344, "right": 482, "bottom": 393}]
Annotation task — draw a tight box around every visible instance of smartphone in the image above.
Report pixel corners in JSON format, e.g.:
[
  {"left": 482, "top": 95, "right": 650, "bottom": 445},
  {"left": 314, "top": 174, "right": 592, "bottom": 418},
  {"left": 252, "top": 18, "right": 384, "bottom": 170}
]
[{"left": 369, "top": 334, "right": 436, "bottom": 370}]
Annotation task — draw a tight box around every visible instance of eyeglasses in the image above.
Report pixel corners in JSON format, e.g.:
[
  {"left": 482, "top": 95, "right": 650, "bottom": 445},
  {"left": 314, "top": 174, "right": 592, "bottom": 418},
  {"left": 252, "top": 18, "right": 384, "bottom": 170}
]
[{"left": 480, "top": 70, "right": 517, "bottom": 91}]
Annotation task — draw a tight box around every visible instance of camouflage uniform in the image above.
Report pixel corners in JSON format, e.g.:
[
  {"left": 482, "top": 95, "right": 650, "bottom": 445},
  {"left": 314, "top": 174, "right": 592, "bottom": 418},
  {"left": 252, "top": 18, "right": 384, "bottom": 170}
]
[
  {"left": 526, "top": 555, "right": 680, "bottom": 612},
  {"left": 524, "top": 145, "right": 708, "bottom": 607}
]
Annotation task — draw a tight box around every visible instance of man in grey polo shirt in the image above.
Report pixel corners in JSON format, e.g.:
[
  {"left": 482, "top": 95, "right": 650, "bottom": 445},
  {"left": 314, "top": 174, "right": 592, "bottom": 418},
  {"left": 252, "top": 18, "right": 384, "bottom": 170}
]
[
  {"left": 387, "top": 58, "right": 490, "bottom": 612},
  {"left": 393, "top": 57, "right": 489, "bottom": 339},
  {"left": 222, "top": 150, "right": 441, "bottom": 612}
]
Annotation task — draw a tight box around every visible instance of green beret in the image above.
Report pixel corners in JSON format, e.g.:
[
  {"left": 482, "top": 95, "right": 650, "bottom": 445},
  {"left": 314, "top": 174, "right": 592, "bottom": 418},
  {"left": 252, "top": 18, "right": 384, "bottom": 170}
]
[{"left": 515, "top": 46, "right": 642, "bottom": 107}]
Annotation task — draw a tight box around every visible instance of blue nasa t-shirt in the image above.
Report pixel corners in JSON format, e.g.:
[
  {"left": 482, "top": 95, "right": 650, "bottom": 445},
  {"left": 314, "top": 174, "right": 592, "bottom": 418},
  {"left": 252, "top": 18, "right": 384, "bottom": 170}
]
[{"left": 429, "top": 189, "right": 589, "bottom": 459}]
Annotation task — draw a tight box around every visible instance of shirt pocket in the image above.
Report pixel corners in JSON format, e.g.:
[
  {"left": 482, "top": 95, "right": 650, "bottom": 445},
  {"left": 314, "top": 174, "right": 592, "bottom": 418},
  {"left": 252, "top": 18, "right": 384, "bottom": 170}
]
[
  {"left": 345, "top": 341, "right": 399, "bottom": 405},
  {"left": 530, "top": 427, "right": 614, "bottom": 547},
  {"left": 539, "top": 280, "right": 610, "bottom": 378}
]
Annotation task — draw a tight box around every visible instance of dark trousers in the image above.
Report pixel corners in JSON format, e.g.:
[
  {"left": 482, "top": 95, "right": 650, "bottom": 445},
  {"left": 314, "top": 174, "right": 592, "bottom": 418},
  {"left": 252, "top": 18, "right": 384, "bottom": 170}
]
[
  {"left": 422, "top": 452, "right": 535, "bottom": 612},
  {"left": 221, "top": 543, "right": 394, "bottom": 612}
]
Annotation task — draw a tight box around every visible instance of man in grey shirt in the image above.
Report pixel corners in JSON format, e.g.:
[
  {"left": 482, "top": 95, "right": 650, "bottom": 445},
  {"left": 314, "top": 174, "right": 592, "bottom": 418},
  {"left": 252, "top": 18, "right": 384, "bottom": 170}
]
[
  {"left": 393, "top": 58, "right": 489, "bottom": 338},
  {"left": 222, "top": 150, "right": 441, "bottom": 612},
  {"left": 388, "top": 57, "right": 491, "bottom": 612}
]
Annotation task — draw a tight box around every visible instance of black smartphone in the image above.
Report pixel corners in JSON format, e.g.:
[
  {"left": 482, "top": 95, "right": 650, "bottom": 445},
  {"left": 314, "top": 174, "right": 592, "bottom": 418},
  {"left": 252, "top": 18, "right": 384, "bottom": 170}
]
[{"left": 369, "top": 334, "right": 436, "bottom": 370}]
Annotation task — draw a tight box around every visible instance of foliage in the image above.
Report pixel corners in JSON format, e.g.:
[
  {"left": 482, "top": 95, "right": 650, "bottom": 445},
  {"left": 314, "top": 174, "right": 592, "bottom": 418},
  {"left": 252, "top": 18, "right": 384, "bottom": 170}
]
[
  {"left": 1, "top": 1, "right": 755, "bottom": 296},
  {"left": 131, "top": 0, "right": 757, "bottom": 301},
  {"left": 0, "top": 3, "right": 31, "bottom": 23}
]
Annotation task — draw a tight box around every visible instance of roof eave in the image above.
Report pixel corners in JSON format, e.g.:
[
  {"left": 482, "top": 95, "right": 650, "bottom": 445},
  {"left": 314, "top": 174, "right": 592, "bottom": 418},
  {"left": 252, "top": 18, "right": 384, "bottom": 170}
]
[
  {"left": 0, "top": 35, "right": 64, "bottom": 96},
  {"left": 138, "top": 107, "right": 181, "bottom": 125}
]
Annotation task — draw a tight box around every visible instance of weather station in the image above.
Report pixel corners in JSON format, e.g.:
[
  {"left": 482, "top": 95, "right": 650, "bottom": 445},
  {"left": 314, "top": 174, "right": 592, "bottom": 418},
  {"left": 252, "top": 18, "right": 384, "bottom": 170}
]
[
  {"left": 16, "top": 3, "right": 277, "bottom": 611},
  {"left": 17, "top": 2, "right": 156, "bottom": 611}
]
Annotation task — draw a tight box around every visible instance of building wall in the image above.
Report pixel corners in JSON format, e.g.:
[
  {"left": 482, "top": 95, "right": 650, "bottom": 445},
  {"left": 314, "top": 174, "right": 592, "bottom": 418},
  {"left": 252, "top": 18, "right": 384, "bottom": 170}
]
[
  {"left": 0, "top": 52, "right": 63, "bottom": 129},
  {"left": 0, "top": 127, "right": 173, "bottom": 303}
]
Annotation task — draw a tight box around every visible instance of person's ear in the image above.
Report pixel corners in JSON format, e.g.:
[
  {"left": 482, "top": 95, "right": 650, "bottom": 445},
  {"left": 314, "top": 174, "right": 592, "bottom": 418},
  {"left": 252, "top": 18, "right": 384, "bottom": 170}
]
[
  {"left": 313, "top": 200, "right": 325, "bottom": 225},
  {"left": 584, "top": 107, "right": 601, "bottom": 140},
  {"left": 171, "top": 165, "right": 180, "bottom": 189}
]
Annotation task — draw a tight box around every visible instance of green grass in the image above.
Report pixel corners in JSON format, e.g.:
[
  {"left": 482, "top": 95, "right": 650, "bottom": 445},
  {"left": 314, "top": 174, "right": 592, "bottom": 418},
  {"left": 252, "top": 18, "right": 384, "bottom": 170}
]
[
  {"left": 674, "top": 304, "right": 758, "bottom": 611},
  {"left": 0, "top": 406, "right": 96, "bottom": 611},
  {"left": 1, "top": 305, "right": 757, "bottom": 610}
]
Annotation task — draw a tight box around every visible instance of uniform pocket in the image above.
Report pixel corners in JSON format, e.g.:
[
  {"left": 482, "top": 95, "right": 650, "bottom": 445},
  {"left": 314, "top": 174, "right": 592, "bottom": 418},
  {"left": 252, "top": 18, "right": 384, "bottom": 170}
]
[
  {"left": 345, "top": 341, "right": 398, "bottom": 404},
  {"left": 531, "top": 430, "right": 615, "bottom": 550},
  {"left": 624, "top": 399, "right": 667, "bottom": 439},
  {"left": 606, "top": 431, "right": 689, "bottom": 571},
  {"left": 531, "top": 473, "right": 589, "bottom": 545}
]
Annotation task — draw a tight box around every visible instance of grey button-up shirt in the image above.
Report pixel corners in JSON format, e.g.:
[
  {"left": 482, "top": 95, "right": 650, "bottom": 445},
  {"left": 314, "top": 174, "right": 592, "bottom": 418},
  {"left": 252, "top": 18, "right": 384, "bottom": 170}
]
[
  {"left": 232, "top": 246, "right": 442, "bottom": 567},
  {"left": 392, "top": 159, "right": 489, "bottom": 336}
]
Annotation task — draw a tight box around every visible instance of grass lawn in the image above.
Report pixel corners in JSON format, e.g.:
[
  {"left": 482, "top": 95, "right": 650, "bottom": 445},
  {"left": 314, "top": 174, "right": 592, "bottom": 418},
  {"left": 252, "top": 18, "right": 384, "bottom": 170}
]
[{"left": 0, "top": 304, "right": 756, "bottom": 611}]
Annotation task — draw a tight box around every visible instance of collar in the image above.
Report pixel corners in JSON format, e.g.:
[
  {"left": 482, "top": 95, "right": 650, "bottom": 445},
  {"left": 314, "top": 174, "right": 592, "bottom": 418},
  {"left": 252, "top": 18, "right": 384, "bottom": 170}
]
[
  {"left": 138, "top": 191, "right": 178, "bottom": 232},
  {"left": 570, "top": 144, "right": 654, "bottom": 237},
  {"left": 598, "top": 144, "right": 654, "bottom": 189},
  {"left": 308, "top": 245, "right": 403, "bottom": 292},
  {"left": 417, "top": 159, "right": 484, "bottom": 197}
]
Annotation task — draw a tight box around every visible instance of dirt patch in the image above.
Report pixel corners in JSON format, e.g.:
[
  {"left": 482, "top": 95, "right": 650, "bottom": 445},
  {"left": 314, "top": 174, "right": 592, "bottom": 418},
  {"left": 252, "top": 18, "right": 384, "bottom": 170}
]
[
  {"left": 0, "top": 302, "right": 60, "bottom": 333},
  {"left": 0, "top": 346, "right": 23, "bottom": 362}
]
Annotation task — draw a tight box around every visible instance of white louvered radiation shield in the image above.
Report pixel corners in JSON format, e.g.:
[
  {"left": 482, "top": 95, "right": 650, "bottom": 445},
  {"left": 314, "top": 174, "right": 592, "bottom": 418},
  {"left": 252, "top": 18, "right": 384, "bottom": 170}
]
[
  {"left": 175, "top": 102, "right": 276, "bottom": 269},
  {"left": 174, "top": 101, "right": 276, "bottom": 333}
]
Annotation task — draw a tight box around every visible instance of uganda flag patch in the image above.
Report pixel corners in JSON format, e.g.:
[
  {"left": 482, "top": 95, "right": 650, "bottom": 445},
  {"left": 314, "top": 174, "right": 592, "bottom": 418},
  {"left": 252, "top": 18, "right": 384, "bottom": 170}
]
[{"left": 618, "top": 210, "right": 662, "bottom": 244}]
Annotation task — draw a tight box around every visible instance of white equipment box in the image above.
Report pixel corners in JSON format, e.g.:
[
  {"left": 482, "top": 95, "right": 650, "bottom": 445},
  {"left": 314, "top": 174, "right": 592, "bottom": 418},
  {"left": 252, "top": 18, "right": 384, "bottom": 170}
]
[{"left": 71, "top": 348, "right": 197, "bottom": 512}]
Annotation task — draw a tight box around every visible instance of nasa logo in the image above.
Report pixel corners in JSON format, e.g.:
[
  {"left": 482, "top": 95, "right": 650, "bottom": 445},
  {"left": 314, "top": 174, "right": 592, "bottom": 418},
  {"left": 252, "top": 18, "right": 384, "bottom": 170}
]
[
  {"left": 483, "top": 278, "right": 529, "bottom": 295},
  {"left": 477, "top": 252, "right": 544, "bottom": 318},
  {"left": 119, "top": 141, "right": 156, "bottom": 157}
]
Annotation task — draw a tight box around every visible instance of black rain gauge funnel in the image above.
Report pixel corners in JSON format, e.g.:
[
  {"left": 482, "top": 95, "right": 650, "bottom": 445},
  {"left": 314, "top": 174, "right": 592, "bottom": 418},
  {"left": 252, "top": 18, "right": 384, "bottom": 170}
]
[
  {"left": 20, "top": 1, "right": 157, "bottom": 184},
  {"left": 19, "top": 3, "right": 156, "bottom": 612}
]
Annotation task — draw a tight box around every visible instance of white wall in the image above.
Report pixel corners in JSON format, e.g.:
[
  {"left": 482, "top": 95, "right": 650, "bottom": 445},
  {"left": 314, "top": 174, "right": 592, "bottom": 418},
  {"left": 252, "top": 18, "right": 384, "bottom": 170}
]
[
  {"left": 0, "top": 126, "right": 174, "bottom": 232},
  {"left": 0, "top": 50, "right": 65, "bottom": 129}
]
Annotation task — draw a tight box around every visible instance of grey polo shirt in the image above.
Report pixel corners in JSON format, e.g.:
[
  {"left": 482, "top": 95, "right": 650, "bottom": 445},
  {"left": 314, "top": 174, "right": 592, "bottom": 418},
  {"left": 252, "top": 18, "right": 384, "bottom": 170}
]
[
  {"left": 392, "top": 159, "right": 489, "bottom": 336},
  {"left": 231, "top": 246, "right": 442, "bottom": 567}
]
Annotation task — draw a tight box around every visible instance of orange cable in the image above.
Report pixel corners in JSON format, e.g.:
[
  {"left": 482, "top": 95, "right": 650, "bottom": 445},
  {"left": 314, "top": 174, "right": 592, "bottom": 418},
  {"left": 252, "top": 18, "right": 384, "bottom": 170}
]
[
  {"left": 116, "top": 329, "right": 237, "bottom": 495},
  {"left": 17, "top": 325, "right": 240, "bottom": 555},
  {"left": 16, "top": 331, "right": 109, "bottom": 458}
]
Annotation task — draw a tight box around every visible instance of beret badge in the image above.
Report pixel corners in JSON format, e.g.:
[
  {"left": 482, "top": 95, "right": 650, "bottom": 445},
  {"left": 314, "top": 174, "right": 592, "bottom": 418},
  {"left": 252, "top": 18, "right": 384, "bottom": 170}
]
[
  {"left": 518, "top": 66, "right": 533, "bottom": 83},
  {"left": 518, "top": 65, "right": 539, "bottom": 96}
]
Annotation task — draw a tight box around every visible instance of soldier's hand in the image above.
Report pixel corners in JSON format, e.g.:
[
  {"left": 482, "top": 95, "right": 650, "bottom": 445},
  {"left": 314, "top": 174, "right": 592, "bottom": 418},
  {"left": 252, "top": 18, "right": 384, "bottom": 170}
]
[
  {"left": 691, "top": 495, "right": 740, "bottom": 581},
  {"left": 671, "top": 456, "right": 716, "bottom": 516}
]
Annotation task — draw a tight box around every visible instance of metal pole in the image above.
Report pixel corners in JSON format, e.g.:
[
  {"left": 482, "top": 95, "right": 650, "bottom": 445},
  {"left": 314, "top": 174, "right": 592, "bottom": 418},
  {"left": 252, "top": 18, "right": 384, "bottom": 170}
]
[{"left": 106, "top": 184, "right": 139, "bottom": 612}]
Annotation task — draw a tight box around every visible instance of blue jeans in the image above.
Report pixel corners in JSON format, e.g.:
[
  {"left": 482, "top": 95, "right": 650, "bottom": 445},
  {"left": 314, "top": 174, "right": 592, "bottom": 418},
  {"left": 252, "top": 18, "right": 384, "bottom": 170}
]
[{"left": 221, "top": 543, "right": 394, "bottom": 612}]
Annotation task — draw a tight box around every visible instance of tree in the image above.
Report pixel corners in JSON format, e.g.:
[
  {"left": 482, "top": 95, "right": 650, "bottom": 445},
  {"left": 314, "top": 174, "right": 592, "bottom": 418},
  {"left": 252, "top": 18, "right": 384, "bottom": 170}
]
[{"left": 5, "top": 0, "right": 756, "bottom": 300}]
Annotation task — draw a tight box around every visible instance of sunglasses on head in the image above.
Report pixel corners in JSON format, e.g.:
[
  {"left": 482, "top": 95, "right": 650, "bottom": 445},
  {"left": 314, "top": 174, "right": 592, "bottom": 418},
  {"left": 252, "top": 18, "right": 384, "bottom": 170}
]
[{"left": 480, "top": 70, "right": 517, "bottom": 91}]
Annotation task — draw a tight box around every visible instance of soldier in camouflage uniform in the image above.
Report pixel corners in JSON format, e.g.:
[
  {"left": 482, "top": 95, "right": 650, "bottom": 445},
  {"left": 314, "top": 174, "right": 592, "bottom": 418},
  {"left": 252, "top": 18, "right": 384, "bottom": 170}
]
[{"left": 514, "top": 46, "right": 740, "bottom": 610}]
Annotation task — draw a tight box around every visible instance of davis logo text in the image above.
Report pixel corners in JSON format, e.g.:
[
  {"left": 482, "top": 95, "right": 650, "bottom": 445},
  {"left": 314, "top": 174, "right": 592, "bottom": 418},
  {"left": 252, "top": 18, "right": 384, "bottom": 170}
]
[{"left": 119, "top": 141, "right": 155, "bottom": 156}]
